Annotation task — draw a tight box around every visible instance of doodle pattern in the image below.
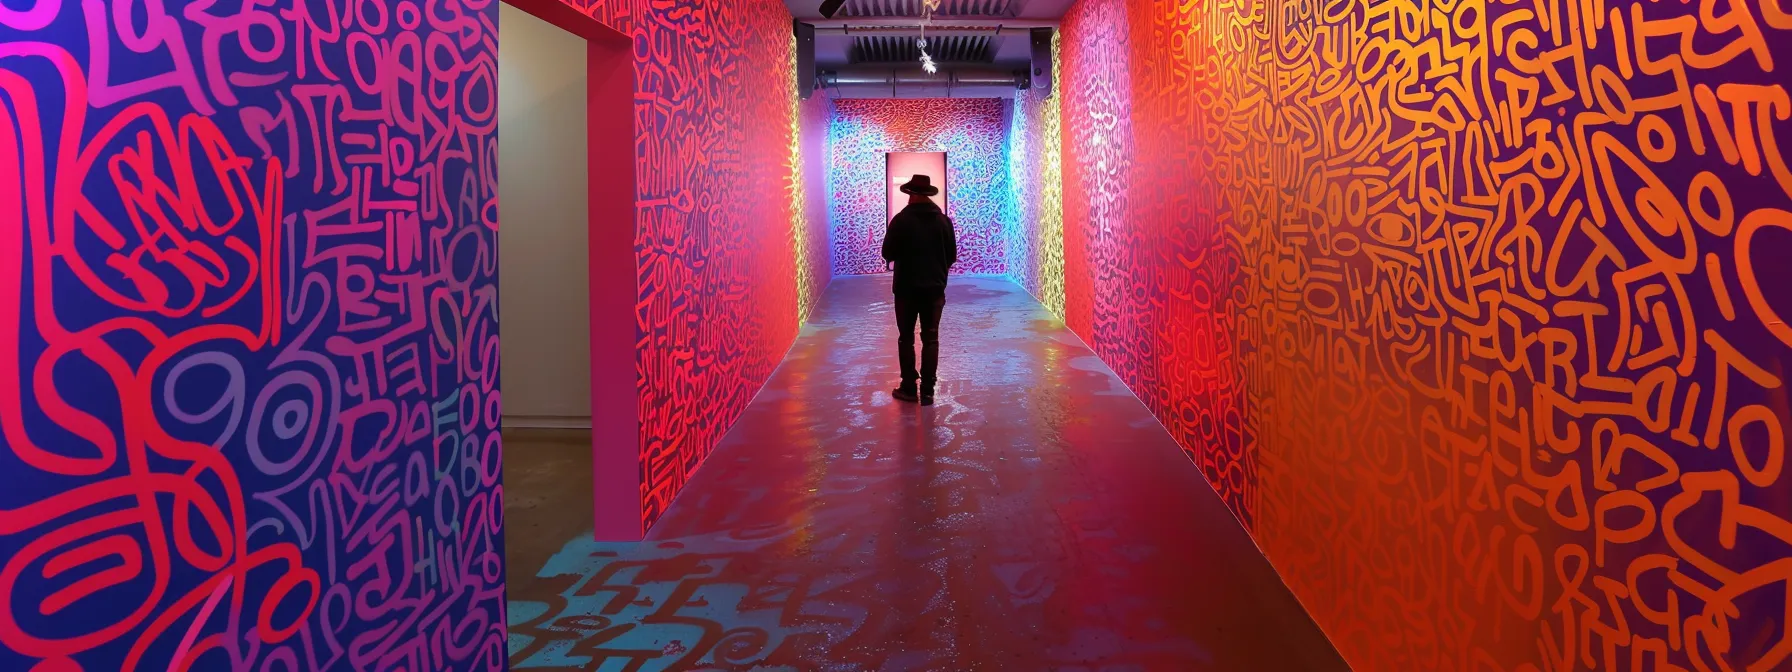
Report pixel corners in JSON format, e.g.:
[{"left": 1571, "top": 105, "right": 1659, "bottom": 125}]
[
  {"left": 793, "top": 82, "right": 834, "bottom": 325},
  {"left": 0, "top": 0, "right": 826, "bottom": 668},
  {"left": 829, "top": 98, "right": 1010, "bottom": 276},
  {"left": 1, "top": 0, "right": 506, "bottom": 669},
  {"left": 1006, "top": 32, "right": 1066, "bottom": 317},
  {"left": 568, "top": 0, "right": 632, "bottom": 33},
  {"left": 625, "top": 0, "right": 832, "bottom": 532},
  {"left": 1028, "top": 0, "right": 1792, "bottom": 669}
]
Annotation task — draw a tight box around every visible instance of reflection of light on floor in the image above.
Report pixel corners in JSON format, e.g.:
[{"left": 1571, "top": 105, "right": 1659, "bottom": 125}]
[
  {"left": 790, "top": 367, "right": 822, "bottom": 555},
  {"left": 508, "top": 276, "right": 1334, "bottom": 671}
]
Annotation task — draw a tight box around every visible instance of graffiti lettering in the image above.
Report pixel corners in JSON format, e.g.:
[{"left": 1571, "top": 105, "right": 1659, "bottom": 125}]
[{"left": 0, "top": 0, "right": 504, "bottom": 668}]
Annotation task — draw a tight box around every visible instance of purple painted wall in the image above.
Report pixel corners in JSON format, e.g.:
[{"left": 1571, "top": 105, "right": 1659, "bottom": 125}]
[{"left": 0, "top": 0, "right": 505, "bottom": 668}]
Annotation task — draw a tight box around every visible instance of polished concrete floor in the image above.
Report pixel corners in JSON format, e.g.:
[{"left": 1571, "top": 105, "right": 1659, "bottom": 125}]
[
  {"left": 503, "top": 427, "right": 594, "bottom": 601},
  {"left": 505, "top": 275, "right": 1348, "bottom": 670}
]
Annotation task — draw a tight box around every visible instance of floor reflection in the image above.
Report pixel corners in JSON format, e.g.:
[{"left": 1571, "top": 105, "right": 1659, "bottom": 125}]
[{"left": 507, "top": 275, "right": 1346, "bottom": 670}]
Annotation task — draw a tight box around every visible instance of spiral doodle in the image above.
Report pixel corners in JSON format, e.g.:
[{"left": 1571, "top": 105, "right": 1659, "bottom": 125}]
[{"left": 1, "top": 0, "right": 505, "bottom": 667}]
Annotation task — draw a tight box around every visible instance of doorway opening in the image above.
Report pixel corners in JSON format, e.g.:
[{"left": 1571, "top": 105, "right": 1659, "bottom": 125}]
[
  {"left": 499, "top": 2, "right": 590, "bottom": 432},
  {"left": 887, "top": 151, "right": 948, "bottom": 222},
  {"left": 498, "top": 0, "right": 642, "bottom": 605}
]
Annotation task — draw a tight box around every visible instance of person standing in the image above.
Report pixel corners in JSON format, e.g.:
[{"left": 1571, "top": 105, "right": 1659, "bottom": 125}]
[{"left": 881, "top": 174, "right": 957, "bottom": 406}]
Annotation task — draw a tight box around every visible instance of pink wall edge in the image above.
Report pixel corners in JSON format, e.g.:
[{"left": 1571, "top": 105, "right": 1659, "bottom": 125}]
[{"left": 502, "top": 0, "right": 644, "bottom": 541}]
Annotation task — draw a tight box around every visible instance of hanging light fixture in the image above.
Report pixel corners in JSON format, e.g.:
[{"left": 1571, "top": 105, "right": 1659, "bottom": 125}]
[{"left": 917, "top": 0, "right": 941, "bottom": 74}]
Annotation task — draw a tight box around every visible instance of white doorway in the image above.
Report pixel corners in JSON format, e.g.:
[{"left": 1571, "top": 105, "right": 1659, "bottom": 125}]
[
  {"left": 499, "top": 2, "right": 591, "bottom": 429},
  {"left": 496, "top": 0, "right": 641, "bottom": 542}
]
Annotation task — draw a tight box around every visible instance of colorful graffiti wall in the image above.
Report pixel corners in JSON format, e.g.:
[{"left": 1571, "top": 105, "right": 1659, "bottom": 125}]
[
  {"left": 0, "top": 0, "right": 824, "bottom": 667},
  {"left": 570, "top": 0, "right": 633, "bottom": 33},
  {"left": 829, "top": 98, "right": 1010, "bottom": 276},
  {"left": 795, "top": 92, "right": 834, "bottom": 322},
  {"left": 1005, "top": 34, "right": 1065, "bottom": 317},
  {"left": 626, "top": 0, "right": 831, "bottom": 532},
  {"left": 1018, "top": 0, "right": 1792, "bottom": 669},
  {"left": 0, "top": 0, "right": 507, "bottom": 668}
]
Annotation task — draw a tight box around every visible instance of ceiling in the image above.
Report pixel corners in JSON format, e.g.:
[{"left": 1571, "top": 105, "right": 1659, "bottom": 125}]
[{"left": 787, "top": 0, "right": 1076, "bottom": 70}]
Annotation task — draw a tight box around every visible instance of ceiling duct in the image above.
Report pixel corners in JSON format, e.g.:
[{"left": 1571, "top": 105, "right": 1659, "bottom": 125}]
[
  {"left": 850, "top": 35, "right": 994, "bottom": 63},
  {"left": 819, "top": 66, "right": 1028, "bottom": 98},
  {"left": 836, "top": 0, "right": 1018, "bottom": 17},
  {"left": 812, "top": 24, "right": 1042, "bottom": 36}
]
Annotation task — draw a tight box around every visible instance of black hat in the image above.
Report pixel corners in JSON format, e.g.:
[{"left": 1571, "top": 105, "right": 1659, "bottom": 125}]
[{"left": 898, "top": 174, "right": 940, "bottom": 196}]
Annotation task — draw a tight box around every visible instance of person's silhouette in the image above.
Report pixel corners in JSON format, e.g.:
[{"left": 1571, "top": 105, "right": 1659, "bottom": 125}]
[{"left": 881, "top": 174, "right": 957, "bottom": 406}]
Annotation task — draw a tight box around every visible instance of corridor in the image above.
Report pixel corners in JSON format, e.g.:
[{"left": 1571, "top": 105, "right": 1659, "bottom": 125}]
[
  {"left": 505, "top": 276, "right": 1348, "bottom": 670},
  {"left": 7, "top": 0, "right": 1785, "bottom": 668}
]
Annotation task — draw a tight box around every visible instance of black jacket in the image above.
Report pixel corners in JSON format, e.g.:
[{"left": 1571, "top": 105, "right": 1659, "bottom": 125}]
[{"left": 881, "top": 201, "right": 958, "bottom": 295}]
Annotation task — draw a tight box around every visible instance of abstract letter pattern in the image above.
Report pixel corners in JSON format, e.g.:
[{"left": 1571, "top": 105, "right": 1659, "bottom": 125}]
[
  {"left": 625, "top": 0, "right": 832, "bottom": 532},
  {"left": 1012, "top": 0, "right": 1792, "bottom": 669},
  {"left": 829, "top": 98, "right": 1011, "bottom": 276},
  {"left": 1, "top": 0, "right": 830, "bottom": 666},
  {"left": 1006, "top": 32, "right": 1066, "bottom": 316},
  {"left": 1, "top": 0, "right": 505, "bottom": 668}
]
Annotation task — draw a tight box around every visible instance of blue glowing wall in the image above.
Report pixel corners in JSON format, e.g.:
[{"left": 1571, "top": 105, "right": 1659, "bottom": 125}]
[{"left": 828, "top": 98, "right": 1010, "bottom": 276}]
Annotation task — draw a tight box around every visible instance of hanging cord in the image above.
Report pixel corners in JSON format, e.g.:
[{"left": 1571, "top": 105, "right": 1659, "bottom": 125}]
[{"left": 917, "top": 0, "right": 940, "bottom": 73}]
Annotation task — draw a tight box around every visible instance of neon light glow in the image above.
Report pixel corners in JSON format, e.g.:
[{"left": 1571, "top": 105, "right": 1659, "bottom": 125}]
[
  {"left": 827, "top": 98, "right": 1010, "bottom": 276},
  {"left": 1006, "top": 31, "right": 1065, "bottom": 318}
]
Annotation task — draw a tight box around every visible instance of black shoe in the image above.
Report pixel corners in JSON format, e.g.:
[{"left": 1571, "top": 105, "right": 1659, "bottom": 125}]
[
  {"left": 920, "top": 392, "right": 934, "bottom": 406},
  {"left": 892, "top": 387, "right": 919, "bottom": 403}
]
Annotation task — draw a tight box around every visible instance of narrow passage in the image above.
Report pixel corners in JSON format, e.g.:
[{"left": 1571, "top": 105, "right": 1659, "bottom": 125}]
[{"left": 508, "top": 275, "right": 1348, "bottom": 670}]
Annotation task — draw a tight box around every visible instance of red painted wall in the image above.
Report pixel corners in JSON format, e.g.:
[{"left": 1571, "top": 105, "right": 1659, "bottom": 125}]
[
  {"left": 552, "top": 0, "right": 831, "bottom": 534},
  {"left": 1037, "top": 0, "right": 1792, "bottom": 669},
  {"left": 573, "top": 0, "right": 633, "bottom": 32},
  {"left": 630, "top": 2, "right": 831, "bottom": 531}
]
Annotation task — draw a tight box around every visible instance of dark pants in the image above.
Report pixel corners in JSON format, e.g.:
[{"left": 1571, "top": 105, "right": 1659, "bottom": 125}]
[{"left": 895, "top": 290, "right": 946, "bottom": 390}]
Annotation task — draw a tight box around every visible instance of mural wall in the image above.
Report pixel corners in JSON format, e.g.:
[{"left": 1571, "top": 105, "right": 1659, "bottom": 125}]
[
  {"left": 620, "top": 0, "right": 831, "bottom": 531},
  {"left": 0, "top": 0, "right": 824, "bottom": 668},
  {"left": 0, "top": 0, "right": 506, "bottom": 669},
  {"left": 829, "top": 98, "right": 1010, "bottom": 276},
  {"left": 571, "top": 0, "right": 633, "bottom": 32},
  {"left": 796, "top": 91, "right": 834, "bottom": 323},
  {"left": 1033, "top": 0, "right": 1792, "bottom": 670},
  {"left": 1005, "top": 34, "right": 1065, "bottom": 316}
]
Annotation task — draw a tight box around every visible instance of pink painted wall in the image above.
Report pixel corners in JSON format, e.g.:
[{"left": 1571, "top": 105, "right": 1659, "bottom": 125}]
[
  {"left": 549, "top": 0, "right": 832, "bottom": 535},
  {"left": 886, "top": 152, "right": 948, "bottom": 223}
]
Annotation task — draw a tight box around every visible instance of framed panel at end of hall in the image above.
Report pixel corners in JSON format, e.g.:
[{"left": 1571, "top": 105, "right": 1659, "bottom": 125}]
[{"left": 886, "top": 151, "right": 948, "bottom": 222}]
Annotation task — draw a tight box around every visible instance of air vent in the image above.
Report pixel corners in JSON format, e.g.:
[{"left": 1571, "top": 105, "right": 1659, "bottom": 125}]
[
  {"left": 850, "top": 35, "right": 994, "bottom": 63},
  {"left": 840, "top": 0, "right": 1016, "bottom": 17}
]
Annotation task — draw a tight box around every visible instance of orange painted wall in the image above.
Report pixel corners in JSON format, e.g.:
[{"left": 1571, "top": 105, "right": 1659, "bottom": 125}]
[{"left": 1040, "top": 0, "right": 1792, "bottom": 669}]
